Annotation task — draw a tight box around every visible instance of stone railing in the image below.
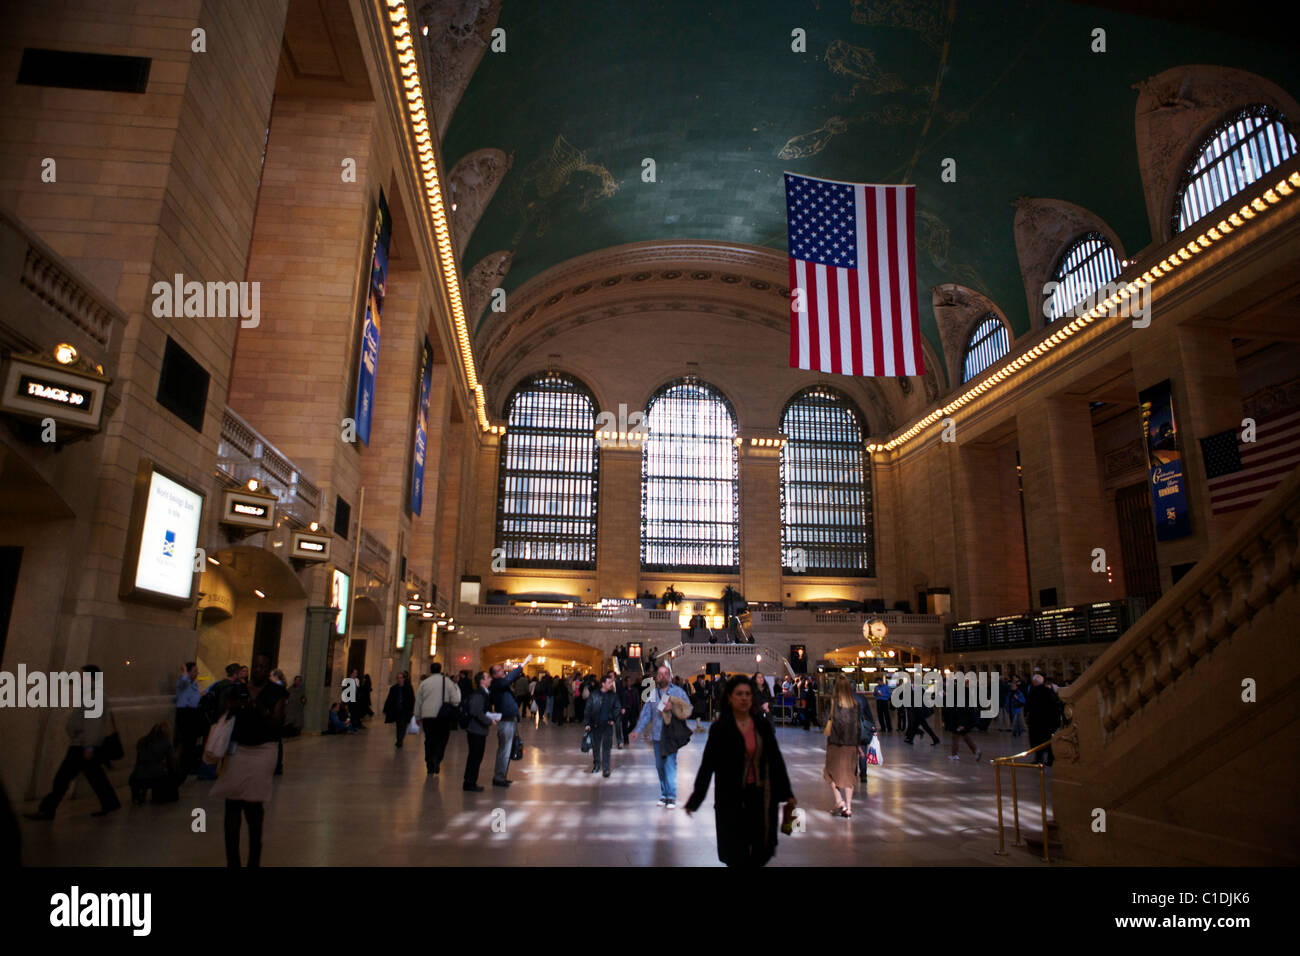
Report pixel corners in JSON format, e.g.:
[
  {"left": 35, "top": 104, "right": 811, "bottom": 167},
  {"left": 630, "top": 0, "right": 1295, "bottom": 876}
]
[
  {"left": 217, "top": 407, "right": 321, "bottom": 525},
  {"left": 1063, "top": 469, "right": 1300, "bottom": 742},
  {"left": 812, "top": 611, "right": 944, "bottom": 626},
  {"left": 470, "top": 604, "right": 676, "bottom": 624},
  {"left": 2, "top": 207, "right": 120, "bottom": 350},
  {"left": 359, "top": 528, "right": 392, "bottom": 582}
]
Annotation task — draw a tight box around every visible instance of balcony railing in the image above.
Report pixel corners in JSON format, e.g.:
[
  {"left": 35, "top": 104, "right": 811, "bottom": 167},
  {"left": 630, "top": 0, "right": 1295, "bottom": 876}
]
[{"left": 217, "top": 407, "right": 321, "bottom": 526}]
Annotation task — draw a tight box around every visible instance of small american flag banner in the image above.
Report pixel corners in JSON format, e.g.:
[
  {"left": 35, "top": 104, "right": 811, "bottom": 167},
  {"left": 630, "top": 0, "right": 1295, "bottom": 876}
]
[
  {"left": 785, "top": 172, "right": 924, "bottom": 376},
  {"left": 1199, "top": 408, "right": 1300, "bottom": 515}
]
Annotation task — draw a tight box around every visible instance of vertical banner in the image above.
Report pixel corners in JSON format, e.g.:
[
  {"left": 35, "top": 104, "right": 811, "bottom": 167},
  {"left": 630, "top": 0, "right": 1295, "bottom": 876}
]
[
  {"left": 354, "top": 188, "right": 391, "bottom": 446},
  {"left": 1138, "top": 378, "right": 1192, "bottom": 541},
  {"left": 410, "top": 336, "right": 434, "bottom": 514}
]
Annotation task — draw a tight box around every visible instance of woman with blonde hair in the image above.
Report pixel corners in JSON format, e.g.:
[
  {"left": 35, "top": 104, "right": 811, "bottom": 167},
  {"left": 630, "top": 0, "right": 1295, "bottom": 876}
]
[{"left": 823, "top": 675, "right": 861, "bottom": 817}]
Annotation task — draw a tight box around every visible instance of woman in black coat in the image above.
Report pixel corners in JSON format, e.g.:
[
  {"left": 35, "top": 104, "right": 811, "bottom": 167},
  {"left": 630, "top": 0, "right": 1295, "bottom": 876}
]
[
  {"left": 382, "top": 671, "right": 416, "bottom": 748},
  {"left": 685, "top": 675, "right": 797, "bottom": 867}
]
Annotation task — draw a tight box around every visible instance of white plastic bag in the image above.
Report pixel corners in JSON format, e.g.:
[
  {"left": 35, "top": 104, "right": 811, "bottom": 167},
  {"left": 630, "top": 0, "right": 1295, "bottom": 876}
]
[
  {"left": 407, "top": 716, "right": 420, "bottom": 735},
  {"left": 867, "top": 733, "right": 884, "bottom": 766},
  {"left": 203, "top": 714, "right": 235, "bottom": 764}
]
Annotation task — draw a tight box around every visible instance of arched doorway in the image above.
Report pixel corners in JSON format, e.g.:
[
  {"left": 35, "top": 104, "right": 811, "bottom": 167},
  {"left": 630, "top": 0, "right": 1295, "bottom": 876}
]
[{"left": 478, "top": 636, "right": 606, "bottom": 678}]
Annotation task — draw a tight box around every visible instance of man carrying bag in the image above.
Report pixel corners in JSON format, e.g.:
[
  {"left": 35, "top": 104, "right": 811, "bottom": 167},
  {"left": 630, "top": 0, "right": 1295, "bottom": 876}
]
[{"left": 415, "top": 663, "right": 462, "bottom": 775}]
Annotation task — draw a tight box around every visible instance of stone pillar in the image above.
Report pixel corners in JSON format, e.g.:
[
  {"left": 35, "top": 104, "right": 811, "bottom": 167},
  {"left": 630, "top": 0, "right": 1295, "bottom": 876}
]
[
  {"left": 1016, "top": 397, "right": 1114, "bottom": 609},
  {"left": 1130, "top": 323, "right": 1244, "bottom": 589},
  {"left": 739, "top": 444, "right": 781, "bottom": 603},
  {"left": 596, "top": 444, "right": 642, "bottom": 598},
  {"left": 952, "top": 441, "right": 1030, "bottom": 619}
]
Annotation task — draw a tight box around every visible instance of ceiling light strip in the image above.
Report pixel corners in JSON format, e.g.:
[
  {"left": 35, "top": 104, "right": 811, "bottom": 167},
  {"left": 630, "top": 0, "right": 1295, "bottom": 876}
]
[
  {"left": 386, "top": 1, "right": 491, "bottom": 431},
  {"left": 875, "top": 169, "right": 1300, "bottom": 453}
]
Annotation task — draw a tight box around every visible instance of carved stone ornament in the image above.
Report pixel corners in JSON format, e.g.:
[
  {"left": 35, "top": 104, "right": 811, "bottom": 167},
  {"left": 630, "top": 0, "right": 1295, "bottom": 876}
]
[
  {"left": 464, "top": 250, "right": 513, "bottom": 333},
  {"left": 1053, "top": 721, "right": 1080, "bottom": 763},
  {"left": 449, "top": 148, "right": 512, "bottom": 258},
  {"left": 418, "top": 0, "right": 502, "bottom": 140}
]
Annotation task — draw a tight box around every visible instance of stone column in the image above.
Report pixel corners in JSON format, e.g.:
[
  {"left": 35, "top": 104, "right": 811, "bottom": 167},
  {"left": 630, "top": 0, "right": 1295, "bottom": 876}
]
[
  {"left": 739, "top": 444, "right": 782, "bottom": 603},
  {"left": 1130, "top": 323, "right": 1244, "bottom": 588},
  {"left": 1016, "top": 397, "right": 1115, "bottom": 609},
  {"left": 596, "top": 443, "right": 642, "bottom": 598},
  {"left": 951, "top": 441, "right": 1030, "bottom": 619}
]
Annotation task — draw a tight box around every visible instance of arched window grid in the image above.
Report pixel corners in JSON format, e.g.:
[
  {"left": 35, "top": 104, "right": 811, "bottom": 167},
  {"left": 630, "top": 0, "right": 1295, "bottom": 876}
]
[
  {"left": 640, "top": 378, "right": 740, "bottom": 573},
  {"left": 495, "top": 372, "right": 599, "bottom": 569},
  {"left": 1173, "top": 104, "right": 1296, "bottom": 236},
  {"left": 1046, "top": 232, "right": 1122, "bottom": 324},
  {"left": 779, "top": 386, "right": 874, "bottom": 577},
  {"left": 961, "top": 313, "right": 1010, "bottom": 383}
]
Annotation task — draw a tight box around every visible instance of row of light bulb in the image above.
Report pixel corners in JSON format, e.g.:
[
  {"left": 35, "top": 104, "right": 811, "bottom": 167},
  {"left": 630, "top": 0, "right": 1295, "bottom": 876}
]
[
  {"left": 875, "top": 171, "right": 1299, "bottom": 452},
  {"left": 386, "top": 2, "right": 488, "bottom": 432}
]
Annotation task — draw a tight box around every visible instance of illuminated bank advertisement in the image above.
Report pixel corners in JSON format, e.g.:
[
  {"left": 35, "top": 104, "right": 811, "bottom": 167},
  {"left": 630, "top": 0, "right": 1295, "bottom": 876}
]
[
  {"left": 131, "top": 469, "right": 203, "bottom": 601},
  {"left": 1138, "top": 378, "right": 1192, "bottom": 542},
  {"left": 332, "top": 568, "right": 350, "bottom": 635},
  {"left": 410, "top": 336, "right": 433, "bottom": 515},
  {"left": 353, "top": 188, "right": 391, "bottom": 447}
]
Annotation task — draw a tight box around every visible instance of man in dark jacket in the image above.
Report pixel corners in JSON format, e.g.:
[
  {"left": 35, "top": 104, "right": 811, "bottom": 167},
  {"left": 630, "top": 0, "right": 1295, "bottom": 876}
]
[
  {"left": 942, "top": 678, "right": 982, "bottom": 763},
  {"left": 488, "top": 655, "right": 531, "bottom": 786},
  {"left": 382, "top": 671, "right": 416, "bottom": 748},
  {"left": 1025, "top": 674, "right": 1059, "bottom": 765},
  {"left": 463, "top": 671, "right": 495, "bottom": 791},
  {"left": 585, "top": 671, "right": 621, "bottom": 777}
]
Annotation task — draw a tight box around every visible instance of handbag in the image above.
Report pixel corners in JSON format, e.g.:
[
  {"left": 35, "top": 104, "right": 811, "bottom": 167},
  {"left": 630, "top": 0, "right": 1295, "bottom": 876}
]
[
  {"left": 435, "top": 677, "right": 459, "bottom": 722},
  {"left": 580, "top": 730, "right": 592, "bottom": 753},
  {"left": 203, "top": 713, "right": 235, "bottom": 764},
  {"left": 510, "top": 731, "right": 524, "bottom": 761},
  {"left": 100, "top": 712, "right": 125, "bottom": 763}
]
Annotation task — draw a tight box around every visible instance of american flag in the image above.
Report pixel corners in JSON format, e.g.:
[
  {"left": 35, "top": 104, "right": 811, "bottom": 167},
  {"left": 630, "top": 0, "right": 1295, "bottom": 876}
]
[
  {"left": 785, "top": 172, "right": 924, "bottom": 376},
  {"left": 1199, "top": 408, "right": 1300, "bottom": 515}
]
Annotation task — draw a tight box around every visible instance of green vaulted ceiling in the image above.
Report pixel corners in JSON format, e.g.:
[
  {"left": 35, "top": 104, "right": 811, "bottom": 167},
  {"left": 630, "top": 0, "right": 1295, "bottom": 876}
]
[{"left": 442, "top": 0, "right": 1298, "bottom": 372}]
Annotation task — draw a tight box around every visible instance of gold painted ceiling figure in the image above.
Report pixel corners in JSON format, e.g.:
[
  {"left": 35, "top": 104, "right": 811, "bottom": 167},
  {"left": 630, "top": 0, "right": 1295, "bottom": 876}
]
[{"left": 509, "top": 133, "right": 619, "bottom": 243}]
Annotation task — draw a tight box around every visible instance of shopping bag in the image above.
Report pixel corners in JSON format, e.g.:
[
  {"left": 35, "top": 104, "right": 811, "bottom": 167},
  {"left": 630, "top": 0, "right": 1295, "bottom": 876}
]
[
  {"left": 407, "top": 716, "right": 420, "bottom": 735},
  {"left": 867, "top": 733, "right": 884, "bottom": 766},
  {"left": 203, "top": 714, "right": 235, "bottom": 764},
  {"left": 580, "top": 730, "right": 592, "bottom": 753}
]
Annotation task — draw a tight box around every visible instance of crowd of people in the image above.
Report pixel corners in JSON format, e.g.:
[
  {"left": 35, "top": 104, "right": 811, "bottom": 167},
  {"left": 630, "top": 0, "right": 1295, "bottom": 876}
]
[{"left": 18, "top": 654, "right": 1071, "bottom": 868}]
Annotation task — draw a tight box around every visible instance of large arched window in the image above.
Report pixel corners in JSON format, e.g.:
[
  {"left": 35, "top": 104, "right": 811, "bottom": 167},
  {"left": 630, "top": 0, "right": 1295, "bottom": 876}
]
[
  {"left": 1045, "top": 232, "right": 1122, "bottom": 323},
  {"left": 1174, "top": 104, "right": 1296, "bottom": 235},
  {"left": 780, "top": 386, "right": 873, "bottom": 576},
  {"left": 495, "top": 372, "right": 599, "bottom": 569},
  {"left": 641, "top": 379, "right": 739, "bottom": 572},
  {"left": 961, "top": 313, "right": 1010, "bottom": 383}
]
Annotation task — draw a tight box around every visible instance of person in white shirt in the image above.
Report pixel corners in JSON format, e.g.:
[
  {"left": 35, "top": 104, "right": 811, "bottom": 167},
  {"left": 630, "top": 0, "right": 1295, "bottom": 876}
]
[{"left": 414, "top": 663, "right": 462, "bottom": 775}]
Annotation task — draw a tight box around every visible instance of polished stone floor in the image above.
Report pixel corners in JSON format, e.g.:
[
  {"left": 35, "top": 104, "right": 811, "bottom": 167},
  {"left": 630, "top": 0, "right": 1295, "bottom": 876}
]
[{"left": 18, "top": 720, "right": 1057, "bottom": 866}]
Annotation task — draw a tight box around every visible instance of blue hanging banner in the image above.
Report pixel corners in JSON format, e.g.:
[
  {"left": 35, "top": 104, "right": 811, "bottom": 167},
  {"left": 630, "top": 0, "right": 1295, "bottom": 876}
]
[
  {"left": 353, "top": 188, "right": 391, "bottom": 447},
  {"left": 1138, "top": 378, "right": 1192, "bottom": 542},
  {"left": 410, "top": 336, "right": 433, "bottom": 515}
]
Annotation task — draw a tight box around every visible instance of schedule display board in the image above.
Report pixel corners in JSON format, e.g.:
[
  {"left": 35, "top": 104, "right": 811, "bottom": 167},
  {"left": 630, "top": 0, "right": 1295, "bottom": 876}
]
[
  {"left": 987, "top": 615, "right": 1034, "bottom": 646},
  {"left": 948, "top": 621, "right": 987, "bottom": 650},
  {"left": 1087, "top": 600, "right": 1127, "bottom": 640}
]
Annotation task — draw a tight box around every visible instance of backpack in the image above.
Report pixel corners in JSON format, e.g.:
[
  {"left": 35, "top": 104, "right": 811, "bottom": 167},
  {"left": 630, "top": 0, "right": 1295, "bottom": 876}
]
[{"left": 457, "top": 694, "right": 471, "bottom": 730}]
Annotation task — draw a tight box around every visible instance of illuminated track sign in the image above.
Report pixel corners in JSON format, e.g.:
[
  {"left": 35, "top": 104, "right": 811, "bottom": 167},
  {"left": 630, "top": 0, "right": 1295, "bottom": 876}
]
[
  {"left": 1, "top": 355, "right": 109, "bottom": 431},
  {"left": 220, "top": 488, "right": 276, "bottom": 530},
  {"left": 290, "top": 531, "right": 332, "bottom": 562}
]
